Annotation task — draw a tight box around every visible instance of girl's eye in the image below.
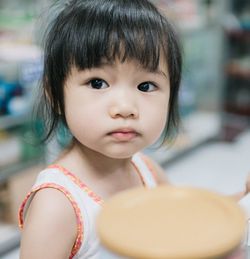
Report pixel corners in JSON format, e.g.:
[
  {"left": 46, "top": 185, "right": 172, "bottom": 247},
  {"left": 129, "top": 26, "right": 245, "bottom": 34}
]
[
  {"left": 88, "top": 79, "right": 109, "bottom": 89},
  {"left": 137, "top": 82, "right": 157, "bottom": 92}
]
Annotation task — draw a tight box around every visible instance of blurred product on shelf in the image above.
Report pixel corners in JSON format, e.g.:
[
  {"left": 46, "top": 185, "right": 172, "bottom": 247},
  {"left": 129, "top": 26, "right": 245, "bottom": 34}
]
[
  {"left": 0, "top": 132, "right": 21, "bottom": 169},
  {"left": 153, "top": 0, "right": 217, "bottom": 31},
  {"left": 0, "top": 222, "right": 20, "bottom": 257},
  {"left": 145, "top": 111, "right": 221, "bottom": 166},
  {"left": 0, "top": 164, "right": 43, "bottom": 256},
  {"left": 0, "top": 8, "right": 45, "bottom": 187},
  {"left": 223, "top": 0, "right": 250, "bottom": 31},
  {"left": 0, "top": 0, "right": 249, "bottom": 258},
  {"left": 233, "top": 1, "right": 250, "bottom": 30},
  {"left": 0, "top": 126, "right": 44, "bottom": 171},
  {"left": 0, "top": 44, "right": 42, "bottom": 116},
  {"left": 222, "top": 0, "right": 250, "bottom": 141},
  {"left": 0, "top": 182, "right": 11, "bottom": 223},
  {"left": 227, "top": 57, "right": 250, "bottom": 79},
  {"left": 0, "top": 3, "right": 46, "bottom": 256}
]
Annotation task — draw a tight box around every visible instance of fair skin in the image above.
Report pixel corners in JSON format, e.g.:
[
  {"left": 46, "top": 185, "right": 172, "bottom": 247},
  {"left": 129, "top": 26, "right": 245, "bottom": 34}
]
[{"left": 20, "top": 58, "right": 170, "bottom": 258}]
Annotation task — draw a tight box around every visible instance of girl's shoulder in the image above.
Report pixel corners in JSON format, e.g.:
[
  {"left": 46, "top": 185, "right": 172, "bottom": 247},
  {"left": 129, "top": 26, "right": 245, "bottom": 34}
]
[
  {"left": 137, "top": 153, "right": 169, "bottom": 185},
  {"left": 19, "top": 164, "right": 102, "bottom": 258},
  {"left": 20, "top": 187, "right": 77, "bottom": 259}
]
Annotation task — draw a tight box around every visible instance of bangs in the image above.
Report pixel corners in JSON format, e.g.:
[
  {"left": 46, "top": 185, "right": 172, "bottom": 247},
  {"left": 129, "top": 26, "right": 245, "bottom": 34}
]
[
  {"left": 73, "top": 28, "right": 162, "bottom": 71},
  {"left": 52, "top": 0, "right": 169, "bottom": 73}
]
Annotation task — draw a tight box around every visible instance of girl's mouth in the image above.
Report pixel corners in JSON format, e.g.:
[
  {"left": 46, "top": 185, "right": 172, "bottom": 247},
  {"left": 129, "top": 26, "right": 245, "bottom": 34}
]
[{"left": 108, "top": 129, "right": 139, "bottom": 141}]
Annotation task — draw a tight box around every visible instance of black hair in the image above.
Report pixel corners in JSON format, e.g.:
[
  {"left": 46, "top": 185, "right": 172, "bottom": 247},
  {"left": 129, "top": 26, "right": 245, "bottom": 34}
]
[{"left": 39, "top": 0, "right": 182, "bottom": 145}]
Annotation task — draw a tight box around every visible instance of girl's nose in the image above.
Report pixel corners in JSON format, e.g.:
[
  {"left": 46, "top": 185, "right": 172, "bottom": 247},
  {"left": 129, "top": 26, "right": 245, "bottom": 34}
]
[{"left": 109, "top": 101, "right": 139, "bottom": 119}]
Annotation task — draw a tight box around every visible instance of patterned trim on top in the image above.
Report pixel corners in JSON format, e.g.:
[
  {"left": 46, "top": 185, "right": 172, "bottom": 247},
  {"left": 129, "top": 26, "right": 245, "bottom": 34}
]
[
  {"left": 18, "top": 183, "right": 83, "bottom": 259},
  {"left": 130, "top": 160, "right": 146, "bottom": 186},
  {"left": 48, "top": 159, "right": 148, "bottom": 204},
  {"left": 138, "top": 153, "right": 158, "bottom": 184},
  {"left": 48, "top": 165, "right": 104, "bottom": 205}
]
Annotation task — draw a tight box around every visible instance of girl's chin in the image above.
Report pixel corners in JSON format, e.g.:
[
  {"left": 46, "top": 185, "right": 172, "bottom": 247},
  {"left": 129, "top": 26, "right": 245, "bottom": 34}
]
[
  {"left": 76, "top": 142, "right": 147, "bottom": 159},
  {"left": 104, "top": 152, "right": 137, "bottom": 160},
  {"left": 102, "top": 148, "right": 141, "bottom": 160}
]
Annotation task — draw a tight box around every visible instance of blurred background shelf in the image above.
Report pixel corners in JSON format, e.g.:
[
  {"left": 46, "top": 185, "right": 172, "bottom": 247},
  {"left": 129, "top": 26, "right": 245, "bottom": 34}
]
[
  {"left": 226, "top": 65, "right": 250, "bottom": 79},
  {"left": 222, "top": 0, "right": 250, "bottom": 141},
  {"left": 0, "top": 0, "right": 250, "bottom": 258},
  {"left": 226, "top": 29, "right": 250, "bottom": 38},
  {"left": 0, "top": 157, "right": 44, "bottom": 184},
  {"left": 0, "top": 113, "right": 32, "bottom": 130},
  {"left": 146, "top": 111, "right": 221, "bottom": 167},
  {"left": 0, "top": 224, "right": 20, "bottom": 257}
]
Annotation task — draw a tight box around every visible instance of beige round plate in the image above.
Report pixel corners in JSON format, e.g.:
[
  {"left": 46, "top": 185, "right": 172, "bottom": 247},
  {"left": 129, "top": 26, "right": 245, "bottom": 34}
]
[{"left": 97, "top": 186, "right": 246, "bottom": 259}]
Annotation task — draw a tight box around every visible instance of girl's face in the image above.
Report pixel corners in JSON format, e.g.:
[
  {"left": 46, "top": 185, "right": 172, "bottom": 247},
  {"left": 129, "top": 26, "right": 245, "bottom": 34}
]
[{"left": 64, "top": 58, "right": 170, "bottom": 159}]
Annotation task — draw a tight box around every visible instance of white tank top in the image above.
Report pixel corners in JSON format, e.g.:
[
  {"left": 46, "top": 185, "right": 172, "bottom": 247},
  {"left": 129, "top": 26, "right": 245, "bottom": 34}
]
[{"left": 19, "top": 153, "right": 157, "bottom": 258}]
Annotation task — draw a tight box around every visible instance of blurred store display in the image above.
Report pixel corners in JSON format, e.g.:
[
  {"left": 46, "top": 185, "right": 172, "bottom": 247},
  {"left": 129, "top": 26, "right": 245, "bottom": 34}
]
[
  {"left": 222, "top": 0, "right": 250, "bottom": 141},
  {"left": 0, "top": 0, "right": 249, "bottom": 258},
  {"left": 146, "top": 111, "right": 221, "bottom": 166},
  {"left": 0, "top": 1, "right": 46, "bottom": 256}
]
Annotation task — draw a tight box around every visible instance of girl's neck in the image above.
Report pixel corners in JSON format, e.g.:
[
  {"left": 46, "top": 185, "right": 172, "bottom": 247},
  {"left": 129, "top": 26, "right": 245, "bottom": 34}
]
[
  {"left": 55, "top": 143, "right": 142, "bottom": 199},
  {"left": 74, "top": 143, "right": 132, "bottom": 175}
]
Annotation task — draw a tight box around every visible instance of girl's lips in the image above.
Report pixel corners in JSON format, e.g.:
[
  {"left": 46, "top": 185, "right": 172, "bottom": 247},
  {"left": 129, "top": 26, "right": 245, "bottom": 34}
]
[{"left": 108, "top": 129, "right": 139, "bottom": 141}]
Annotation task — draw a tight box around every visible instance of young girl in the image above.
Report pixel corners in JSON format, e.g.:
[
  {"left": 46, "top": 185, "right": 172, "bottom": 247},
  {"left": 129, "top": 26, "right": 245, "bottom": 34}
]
[
  {"left": 18, "top": 0, "right": 248, "bottom": 258},
  {"left": 19, "top": 0, "right": 182, "bottom": 258}
]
